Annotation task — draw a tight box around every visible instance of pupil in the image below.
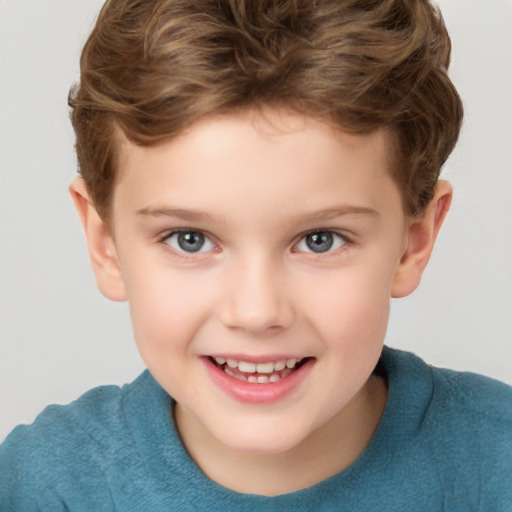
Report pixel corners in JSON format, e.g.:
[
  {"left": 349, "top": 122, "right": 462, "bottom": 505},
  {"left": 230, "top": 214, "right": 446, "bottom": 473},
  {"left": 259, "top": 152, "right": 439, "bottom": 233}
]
[
  {"left": 306, "top": 232, "right": 333, "bottom": 253},
  {"left": 178, "top": 231, "right": 204, "bottom": 252}
]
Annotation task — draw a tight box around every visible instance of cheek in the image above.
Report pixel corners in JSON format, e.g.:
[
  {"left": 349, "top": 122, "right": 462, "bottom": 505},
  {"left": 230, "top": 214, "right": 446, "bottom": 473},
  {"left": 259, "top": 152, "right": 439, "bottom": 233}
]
[
  {"left": 303, "top": 266, "right": 392, "bottom": 349},
  {"left": 122, "top": 261, "right": 214, "bottom": 353}
]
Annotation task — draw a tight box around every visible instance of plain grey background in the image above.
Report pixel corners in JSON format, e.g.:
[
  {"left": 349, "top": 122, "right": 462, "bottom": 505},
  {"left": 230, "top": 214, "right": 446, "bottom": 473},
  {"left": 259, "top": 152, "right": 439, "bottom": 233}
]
[{"left": 1, "top": 0, "right": 511, "bottom": 440}]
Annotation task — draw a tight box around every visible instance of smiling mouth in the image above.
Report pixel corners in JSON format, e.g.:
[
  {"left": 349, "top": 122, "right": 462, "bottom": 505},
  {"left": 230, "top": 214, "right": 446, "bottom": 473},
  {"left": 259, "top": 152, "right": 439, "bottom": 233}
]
[{"left": 209, "top": 356, "right": 311, "bottom": 384}]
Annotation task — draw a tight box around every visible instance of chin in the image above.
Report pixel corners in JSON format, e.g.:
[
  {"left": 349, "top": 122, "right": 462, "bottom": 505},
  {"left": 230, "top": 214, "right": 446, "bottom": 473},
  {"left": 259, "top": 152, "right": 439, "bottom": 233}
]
[{"left": 212, "top": 422, "right": 309, "bottom": 456}]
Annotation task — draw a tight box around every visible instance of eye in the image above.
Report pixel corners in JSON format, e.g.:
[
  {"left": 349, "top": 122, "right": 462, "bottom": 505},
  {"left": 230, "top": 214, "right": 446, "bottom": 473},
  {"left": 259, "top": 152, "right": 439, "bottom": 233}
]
[
  {"left": 295, "top": 231, "right": 347, "bottom": 254},
  {"left": 164, "top": 230, "right": 215, "bottom": 253}
]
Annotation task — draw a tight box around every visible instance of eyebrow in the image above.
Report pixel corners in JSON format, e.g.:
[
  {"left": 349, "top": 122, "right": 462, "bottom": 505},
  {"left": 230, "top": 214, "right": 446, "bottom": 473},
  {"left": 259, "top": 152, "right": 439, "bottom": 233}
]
[
  {"left": 136, "top": 205, "right": 379, "bottom": 223},
  {"left": 298, "top": 206, "right": 379, "bottom": 222},
  {"left": 136, "top": 207, "right": 213, "bottom": 222}
]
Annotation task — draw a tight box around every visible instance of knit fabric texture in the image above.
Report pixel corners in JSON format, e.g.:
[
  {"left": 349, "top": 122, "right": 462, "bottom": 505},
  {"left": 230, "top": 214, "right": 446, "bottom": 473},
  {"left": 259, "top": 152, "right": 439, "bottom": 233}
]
[{"left": 1, "top": 346, "right": 511, "bottom": 511}]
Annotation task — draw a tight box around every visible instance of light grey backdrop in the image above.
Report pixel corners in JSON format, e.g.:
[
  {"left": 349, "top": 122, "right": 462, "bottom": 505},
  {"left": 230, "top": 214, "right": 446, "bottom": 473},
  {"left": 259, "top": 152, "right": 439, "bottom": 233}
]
[{"left": 1, "top": 0, "right": 511, "bottom": 440}]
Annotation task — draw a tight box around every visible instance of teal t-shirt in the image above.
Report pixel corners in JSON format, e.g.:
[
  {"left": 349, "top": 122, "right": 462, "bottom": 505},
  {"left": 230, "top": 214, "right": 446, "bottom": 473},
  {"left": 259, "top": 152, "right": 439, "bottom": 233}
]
[{"left": 1, "top": 347, "right": 511, "bottom": 511}]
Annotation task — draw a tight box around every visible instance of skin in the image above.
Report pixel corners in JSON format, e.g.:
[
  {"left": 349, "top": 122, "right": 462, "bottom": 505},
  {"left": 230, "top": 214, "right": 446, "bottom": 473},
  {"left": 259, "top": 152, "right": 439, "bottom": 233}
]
[{"left": 71, "top": 109, "right": 451, "bottom": 496}]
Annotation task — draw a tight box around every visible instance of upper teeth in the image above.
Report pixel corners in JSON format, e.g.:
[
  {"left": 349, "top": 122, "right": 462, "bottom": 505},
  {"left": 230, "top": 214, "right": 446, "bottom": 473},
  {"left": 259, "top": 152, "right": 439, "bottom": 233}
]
[{"left": 215, "top": 357, "right": 300, "bottom": 373}]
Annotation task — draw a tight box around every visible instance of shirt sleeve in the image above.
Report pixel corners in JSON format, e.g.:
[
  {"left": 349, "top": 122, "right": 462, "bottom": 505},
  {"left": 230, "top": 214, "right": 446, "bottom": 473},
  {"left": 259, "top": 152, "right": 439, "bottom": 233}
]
[{"left": 0, "top": 402, "right": 115, "bottom": 512}]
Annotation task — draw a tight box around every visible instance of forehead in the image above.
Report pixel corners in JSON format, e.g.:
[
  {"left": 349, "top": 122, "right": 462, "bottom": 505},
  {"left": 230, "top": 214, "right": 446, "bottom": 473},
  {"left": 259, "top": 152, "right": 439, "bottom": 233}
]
[{"left": 112, "top": 110, "right": 401, "bottom": 224}]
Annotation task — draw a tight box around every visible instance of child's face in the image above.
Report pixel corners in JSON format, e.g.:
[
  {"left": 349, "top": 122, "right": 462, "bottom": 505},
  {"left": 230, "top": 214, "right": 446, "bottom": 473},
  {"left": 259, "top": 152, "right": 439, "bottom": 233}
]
[{"left": 109, "top": 110, "right": 409, "bottom": 454}]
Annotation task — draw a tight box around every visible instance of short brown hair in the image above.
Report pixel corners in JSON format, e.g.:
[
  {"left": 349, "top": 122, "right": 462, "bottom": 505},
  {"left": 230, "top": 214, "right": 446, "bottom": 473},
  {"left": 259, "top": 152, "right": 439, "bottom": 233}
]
[{"left": 69, "top": 0, "right": 463, "bottom": 221}]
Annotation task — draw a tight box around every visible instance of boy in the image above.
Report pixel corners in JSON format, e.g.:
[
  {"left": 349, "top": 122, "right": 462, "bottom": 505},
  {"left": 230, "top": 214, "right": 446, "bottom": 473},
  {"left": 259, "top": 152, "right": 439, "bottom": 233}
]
[{"left": 1, "top": 0, "right": 511, "bottom": 510}]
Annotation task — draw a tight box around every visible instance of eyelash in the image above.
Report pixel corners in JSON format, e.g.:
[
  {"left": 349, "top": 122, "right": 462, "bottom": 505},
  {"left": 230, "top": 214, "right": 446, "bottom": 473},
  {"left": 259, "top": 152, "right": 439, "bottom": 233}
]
[{"left": 158, "top": 228, "right": 352, "bottom": 259}]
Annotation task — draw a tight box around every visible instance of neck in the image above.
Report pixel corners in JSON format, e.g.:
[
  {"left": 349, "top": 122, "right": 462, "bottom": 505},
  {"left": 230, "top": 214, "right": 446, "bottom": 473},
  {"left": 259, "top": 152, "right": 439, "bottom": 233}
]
[{"left": 174, "top": 376, "right": 388, "bottom": 496}]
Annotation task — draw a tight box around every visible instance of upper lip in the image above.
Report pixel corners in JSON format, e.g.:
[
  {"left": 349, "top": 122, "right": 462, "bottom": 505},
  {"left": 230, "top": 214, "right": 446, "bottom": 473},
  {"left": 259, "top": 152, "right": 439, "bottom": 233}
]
[{"left": 206, "top": 354, "right": 308, "bottom": 364}]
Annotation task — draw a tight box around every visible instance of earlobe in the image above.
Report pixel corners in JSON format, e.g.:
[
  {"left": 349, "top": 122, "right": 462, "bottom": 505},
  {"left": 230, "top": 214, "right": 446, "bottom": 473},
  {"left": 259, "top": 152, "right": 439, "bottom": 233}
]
[
  {"left": 69, "top": 177, "right": 127, "bottom": 302},
  {"left": 392, "top": 180, "right": 452, "bottom": 298}
]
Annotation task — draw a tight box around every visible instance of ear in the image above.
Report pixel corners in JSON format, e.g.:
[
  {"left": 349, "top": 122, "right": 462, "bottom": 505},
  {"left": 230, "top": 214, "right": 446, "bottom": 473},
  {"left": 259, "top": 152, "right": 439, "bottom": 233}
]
[
  {"left": 69, "top": 177, "right": 127, "bottom": 302},
  {"left": 392, "top": 180, "right": 452, "bottom": 298}
]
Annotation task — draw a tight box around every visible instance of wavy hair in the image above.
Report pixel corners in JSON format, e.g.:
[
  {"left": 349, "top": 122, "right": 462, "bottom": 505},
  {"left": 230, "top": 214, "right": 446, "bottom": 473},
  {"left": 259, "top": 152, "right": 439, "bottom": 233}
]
[{"left": 69, "top": 0, "right": 463, "bottom": 221}]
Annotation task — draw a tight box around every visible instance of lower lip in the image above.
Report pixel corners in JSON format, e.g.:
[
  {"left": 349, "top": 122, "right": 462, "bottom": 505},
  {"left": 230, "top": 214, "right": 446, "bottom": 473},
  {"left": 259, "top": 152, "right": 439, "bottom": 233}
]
[{"left": 203, "top": 357, "right": 315, "bottom": 404}]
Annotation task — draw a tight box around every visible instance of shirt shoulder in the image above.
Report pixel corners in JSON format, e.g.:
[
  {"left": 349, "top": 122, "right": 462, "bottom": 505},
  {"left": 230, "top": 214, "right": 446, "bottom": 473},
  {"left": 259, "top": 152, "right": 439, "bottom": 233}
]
[
  {"left": 383, "top": 346, "right": 512, "bottom": 424},
  {"left": 391, "top": 348, "right": 512, "bottom": 508},
  {"left": 429, "top": 366, "right": 512, "bottom": 465},
  {"left": 378, "top": 347, "right": 512, "bottom": 510},
  {"left": 0, "top": 372, "right": 151, "bottom": 511}
]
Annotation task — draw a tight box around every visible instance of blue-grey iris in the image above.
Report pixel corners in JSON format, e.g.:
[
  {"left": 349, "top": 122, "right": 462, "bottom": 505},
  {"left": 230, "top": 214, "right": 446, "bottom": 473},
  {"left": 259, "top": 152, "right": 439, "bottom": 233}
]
[
  {"left": 305, "top": 232, "right": 334, "bottom": 253},
  {"left": 178, "top": 231, "right": 205, "bottom": 252}
]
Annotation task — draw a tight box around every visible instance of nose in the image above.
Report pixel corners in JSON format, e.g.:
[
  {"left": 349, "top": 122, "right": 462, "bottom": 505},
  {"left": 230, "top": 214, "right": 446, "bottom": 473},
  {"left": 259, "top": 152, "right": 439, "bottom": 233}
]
[{"left": 218, "top": 256, "right": 294, "bottom": 334}]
